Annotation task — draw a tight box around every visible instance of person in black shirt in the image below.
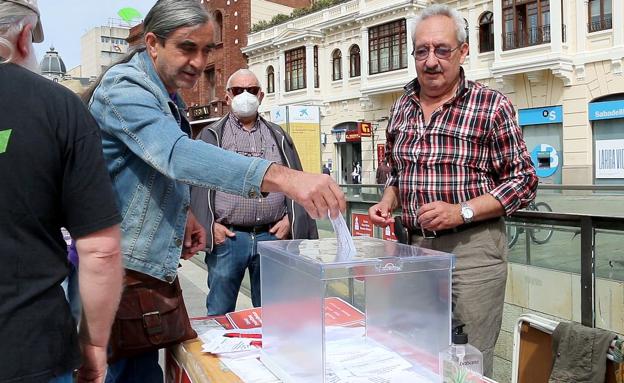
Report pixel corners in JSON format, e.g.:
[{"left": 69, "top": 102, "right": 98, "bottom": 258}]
[{"left": 0, "top": 1, "right": 123, "bottom": 382}]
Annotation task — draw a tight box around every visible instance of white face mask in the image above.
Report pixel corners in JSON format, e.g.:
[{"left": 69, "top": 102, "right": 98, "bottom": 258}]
[{"left": 231, "top": 91, "right": 260, "bottom": 119}]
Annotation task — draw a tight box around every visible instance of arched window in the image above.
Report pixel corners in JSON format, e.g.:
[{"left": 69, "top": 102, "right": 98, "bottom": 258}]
[
  {"left": 332, "top": 49, "right": 342, "bottom": 81},
  {"left": 349, "top": 44, "right": 360, "bottom": 77},
  {"left": 214, "top": 11, "right": 223, "bottom": 43},
  {"left": 479, "top": 11, "right": 494, "bottom": 52},
  {"left": 266, "top": 66, "right": 275, "bottom": 94}
]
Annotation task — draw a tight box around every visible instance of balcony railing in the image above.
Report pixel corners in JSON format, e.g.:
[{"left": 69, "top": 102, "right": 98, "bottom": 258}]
[
  {"left": 588, "top": 16, "right": 612, "bottom": 33},
  {"left": 503, "top": 24, "right": 551, "bottom": 50}
]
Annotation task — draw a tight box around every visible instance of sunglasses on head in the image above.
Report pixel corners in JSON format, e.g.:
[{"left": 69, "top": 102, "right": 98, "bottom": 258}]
[{"left": 228, "top": 86, "right": 261, "bottom": 96}]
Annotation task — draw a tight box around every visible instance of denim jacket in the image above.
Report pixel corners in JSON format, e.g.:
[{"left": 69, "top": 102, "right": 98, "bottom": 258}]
[{"left": 88, "top": 50, "right": 272, "bottom": 282}]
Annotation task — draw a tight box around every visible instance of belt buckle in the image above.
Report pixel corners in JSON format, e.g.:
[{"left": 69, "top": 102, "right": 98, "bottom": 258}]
[
  {"left": 142, "top": 311, "right": 163, "bottom": 335},
  {"left": 420, "top": 227, "right": 437, "bottom": 239}
]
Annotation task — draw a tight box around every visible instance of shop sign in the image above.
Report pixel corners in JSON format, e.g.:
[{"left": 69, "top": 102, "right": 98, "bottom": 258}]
[
  {"left": 345, "top": 129, "right": 361, "bottom": 142},
  {"left": 518, "top": 106, "right": 562, "bottom": 125},
  {"left": 530, "top": 144, "right": 559, "bottom": 178},
  {"left": 345, "top": 121, "right": 372, "bottom": 142},
  {"left": 377, "top": 144, "right": 386, "bottom": 166},
  {"left": 589, "top": 100, "right": 624, "bottom": 121},
  {"left": 595, "top": 139, "right": 624, "bottom": 178},
  {"left": 271, "top": 106, "right": 287, "bottom": 125},
  {"left": 351, "top": 213, "right": 373, "bottom": 237},
  {"left": 360, "top": 122, "right": 372, "bottom": 137}
]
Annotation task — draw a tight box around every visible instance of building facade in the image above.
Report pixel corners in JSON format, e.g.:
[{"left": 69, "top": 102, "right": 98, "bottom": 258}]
[
  {"left": 39, "top": 46, "right": 93, "bottom": 94},
  {"left": 179, "top": 0, "right": 310, "bottom": 133},
  {"left": 78, "top": 21, "right": 132, "bottom": 78},
  {"left": 244, "top": 0, "right": 624, "bottom": 185}
]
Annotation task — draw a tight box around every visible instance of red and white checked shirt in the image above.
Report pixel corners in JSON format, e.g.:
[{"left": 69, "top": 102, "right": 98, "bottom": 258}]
[{"left": 386, "top": 69, "right": 538, "bottom": 229}]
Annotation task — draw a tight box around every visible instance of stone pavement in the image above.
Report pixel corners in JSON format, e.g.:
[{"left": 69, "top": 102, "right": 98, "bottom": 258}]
[{"left": 177, "top": 254, "right": 252, "bottom": 318}]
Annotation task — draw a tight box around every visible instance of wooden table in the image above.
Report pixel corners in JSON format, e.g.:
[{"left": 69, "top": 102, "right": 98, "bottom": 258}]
[{"left": 166, "top": 338, "right": 242, "bottom": 383}]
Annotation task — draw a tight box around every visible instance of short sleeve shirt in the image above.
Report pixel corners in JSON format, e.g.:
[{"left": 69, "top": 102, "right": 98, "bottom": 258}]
[{"left": 0, "top": 63, "right": 121, "bottom": 382}]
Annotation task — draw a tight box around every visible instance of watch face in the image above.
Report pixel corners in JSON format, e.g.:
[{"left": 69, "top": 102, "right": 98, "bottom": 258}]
[{"left": 462, "top": 206, "right": 474, "bottom": 219}]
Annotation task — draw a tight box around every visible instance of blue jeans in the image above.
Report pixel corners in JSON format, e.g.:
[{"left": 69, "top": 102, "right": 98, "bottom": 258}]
[
  {"left": 105, "top": 350, "right": 163, "bottom": 383},
  {"left": 49, "top": 372, "right": 72, "bottom": 383},
  {"left": 205, "top": 230, "right": 277, "bottom": 315}
]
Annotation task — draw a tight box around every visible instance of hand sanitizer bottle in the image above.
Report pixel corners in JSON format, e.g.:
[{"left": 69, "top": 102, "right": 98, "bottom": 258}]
[{"left": 439, "top": 323, "right": 483, "bottom": 382}]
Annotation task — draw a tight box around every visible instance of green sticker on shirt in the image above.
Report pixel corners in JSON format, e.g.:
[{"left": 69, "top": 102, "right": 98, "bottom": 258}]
[{"left": 0, "top": 129, "right": 12, "bottom": 154}]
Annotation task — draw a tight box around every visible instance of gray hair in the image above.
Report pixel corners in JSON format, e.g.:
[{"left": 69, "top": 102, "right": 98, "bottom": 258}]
[
  {"left": 412, "top": 4, "right": 467, "bottom": 46},
  {"left": 0, "top": 2, "right": 37, "bottom": 64},
  {"left": 226, "top": 69, "right": 260, "bottom": 89},
  {"left": 143, "top": 0, "right": 212, "bottom": 42}
]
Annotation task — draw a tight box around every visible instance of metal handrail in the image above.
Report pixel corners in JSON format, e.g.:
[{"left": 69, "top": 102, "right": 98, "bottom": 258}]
[{"left": 338, "top": 183, "right": 624, "bottom": 329}]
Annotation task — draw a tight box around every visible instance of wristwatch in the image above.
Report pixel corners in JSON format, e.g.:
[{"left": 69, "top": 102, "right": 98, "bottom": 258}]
[{"left": 460, "top": 202, "right": 474, "bottom": 224}]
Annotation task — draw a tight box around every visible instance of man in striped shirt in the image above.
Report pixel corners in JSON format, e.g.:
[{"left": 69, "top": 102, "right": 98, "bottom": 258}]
[{"left": 369, "top": 4, "right": 538, "bottom": 377}]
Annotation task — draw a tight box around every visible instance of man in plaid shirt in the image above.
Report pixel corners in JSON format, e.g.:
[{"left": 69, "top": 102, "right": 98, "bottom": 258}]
[{"left": 369, "top": 4, "right": 538, "bottom": 377}]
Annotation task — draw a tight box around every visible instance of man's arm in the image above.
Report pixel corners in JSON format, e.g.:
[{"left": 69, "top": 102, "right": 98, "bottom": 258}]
[
  {"left": 261, "top": 164, "right": 345, "bottom": 219},
  {"left": 487, "top": 96, "right": 539, "bottom": 215},
  {"left": 369, "top": 185, "right": 400, "bottom": 227},
  {"left": 74, "top": 225, "right": 123, "bottom": 383}
]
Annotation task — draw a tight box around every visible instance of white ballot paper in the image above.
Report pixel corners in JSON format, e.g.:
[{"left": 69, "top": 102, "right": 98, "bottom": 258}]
[
  {"left": 330, "top": 213, "right": 357, "bottom": 261},
  {"left": 199, "top": 329, "right": 257, "bottom": 354}
]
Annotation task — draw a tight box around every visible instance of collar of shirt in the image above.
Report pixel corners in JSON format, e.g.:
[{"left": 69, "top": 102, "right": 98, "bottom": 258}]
[
  {"left": 228, "top": 113, "right": 261, "bottom": 132},
  {"left": 404, "top": 67, "right": 470, "bottom": 106}
]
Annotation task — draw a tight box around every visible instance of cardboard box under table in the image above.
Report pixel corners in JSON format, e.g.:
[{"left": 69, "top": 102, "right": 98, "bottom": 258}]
[{"left": 258, "top": 236, "right": 454, "bottom": 382}]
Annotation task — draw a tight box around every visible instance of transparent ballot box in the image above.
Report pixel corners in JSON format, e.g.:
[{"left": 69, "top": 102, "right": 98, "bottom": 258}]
[{"left": 258, "top": 236, "right": 454, "bottom": 383}]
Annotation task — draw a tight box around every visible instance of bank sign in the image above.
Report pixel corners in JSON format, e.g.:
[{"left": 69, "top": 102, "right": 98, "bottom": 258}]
[
  {"left": 589, "top": 100, "right": 624, "bottom": 121},
  {"left": 518, "top": 106, "right": 563, "bottom": 126},
  {"left": 595, "top": 139, "right": 624, "bottom": 178}
]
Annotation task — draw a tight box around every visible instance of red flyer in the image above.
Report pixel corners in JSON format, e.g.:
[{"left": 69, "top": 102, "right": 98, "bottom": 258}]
[
  {"left": 324, "top": 297, "right": 364, "bottom": 327},
  {"left": 382, "top": 221, "right": 397, "bottom": 241},
  {"left": 225, "top": 307, "right": 263, "bottom": 329},
  {"left": 351, "top": 213, "right": 373, "bottom": 237}
]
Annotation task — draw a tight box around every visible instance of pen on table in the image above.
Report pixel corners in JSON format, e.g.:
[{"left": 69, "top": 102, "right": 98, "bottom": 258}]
[{"left": 223, "top": 332, "right": 262, "bottom": 339}]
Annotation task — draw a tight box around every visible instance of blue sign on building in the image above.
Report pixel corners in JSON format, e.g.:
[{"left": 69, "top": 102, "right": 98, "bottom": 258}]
[
  {"left": 588, "top": 100, "right": 624, "bottom": 121},
  {"left": 518, "top": 106, "right": 563, "bottom": 126},
  {"left": 530, "top": 144, "right": 559, "bottom": 178}
]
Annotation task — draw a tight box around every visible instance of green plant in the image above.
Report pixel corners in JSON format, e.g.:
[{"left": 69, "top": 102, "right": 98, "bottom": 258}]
[{"left": 250, "top": 0, "right": 350, "bottom": 33}]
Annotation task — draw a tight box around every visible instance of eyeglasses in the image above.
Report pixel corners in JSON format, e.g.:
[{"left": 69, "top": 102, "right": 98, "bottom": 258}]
[
  {"left": 411, "top": 45, "right": 461, "bottom": 61},
  {"left": 228, "top": 86, "right": 261, "bottom": 96}
]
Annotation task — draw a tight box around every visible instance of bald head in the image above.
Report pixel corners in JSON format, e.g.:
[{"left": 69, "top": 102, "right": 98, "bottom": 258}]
[{"left": 227, "top": 69, "right": 260, "bottom": 89}]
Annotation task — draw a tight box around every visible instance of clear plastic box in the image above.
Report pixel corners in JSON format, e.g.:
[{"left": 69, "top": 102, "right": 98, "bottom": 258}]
[{"left": 259, "top": 236, "right": 454, "bottom": 383}]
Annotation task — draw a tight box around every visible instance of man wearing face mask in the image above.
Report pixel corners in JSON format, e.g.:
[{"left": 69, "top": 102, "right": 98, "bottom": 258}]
[{"left": 191, "top": 69, "right": 318, "bottom": 315}]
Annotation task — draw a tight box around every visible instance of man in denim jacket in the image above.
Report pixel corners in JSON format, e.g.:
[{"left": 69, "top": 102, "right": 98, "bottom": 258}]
[{"left": 86, "top": 1, "right": 345, "bottom": 381}]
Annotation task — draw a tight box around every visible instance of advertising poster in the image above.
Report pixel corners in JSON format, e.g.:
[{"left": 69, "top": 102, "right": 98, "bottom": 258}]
[
  {"left": 377, "top": 144, "right": 386, "bottom": 167},
  {"left": 595, "top": 139, "right": 624, "bottom": 178},
  {"left": 271, "top": 105, "right": 321, "bottom": 173},
  {"left": 381, "top": 222, "right": 397, "bottom": 241},
  {"left": 351, "top": 213, "right": 373, "bottom": 237}
]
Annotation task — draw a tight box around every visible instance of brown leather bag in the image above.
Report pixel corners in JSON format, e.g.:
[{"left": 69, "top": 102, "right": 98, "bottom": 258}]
[{"left": 108, "top": 270, "right": 197, "bottom": 362}]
